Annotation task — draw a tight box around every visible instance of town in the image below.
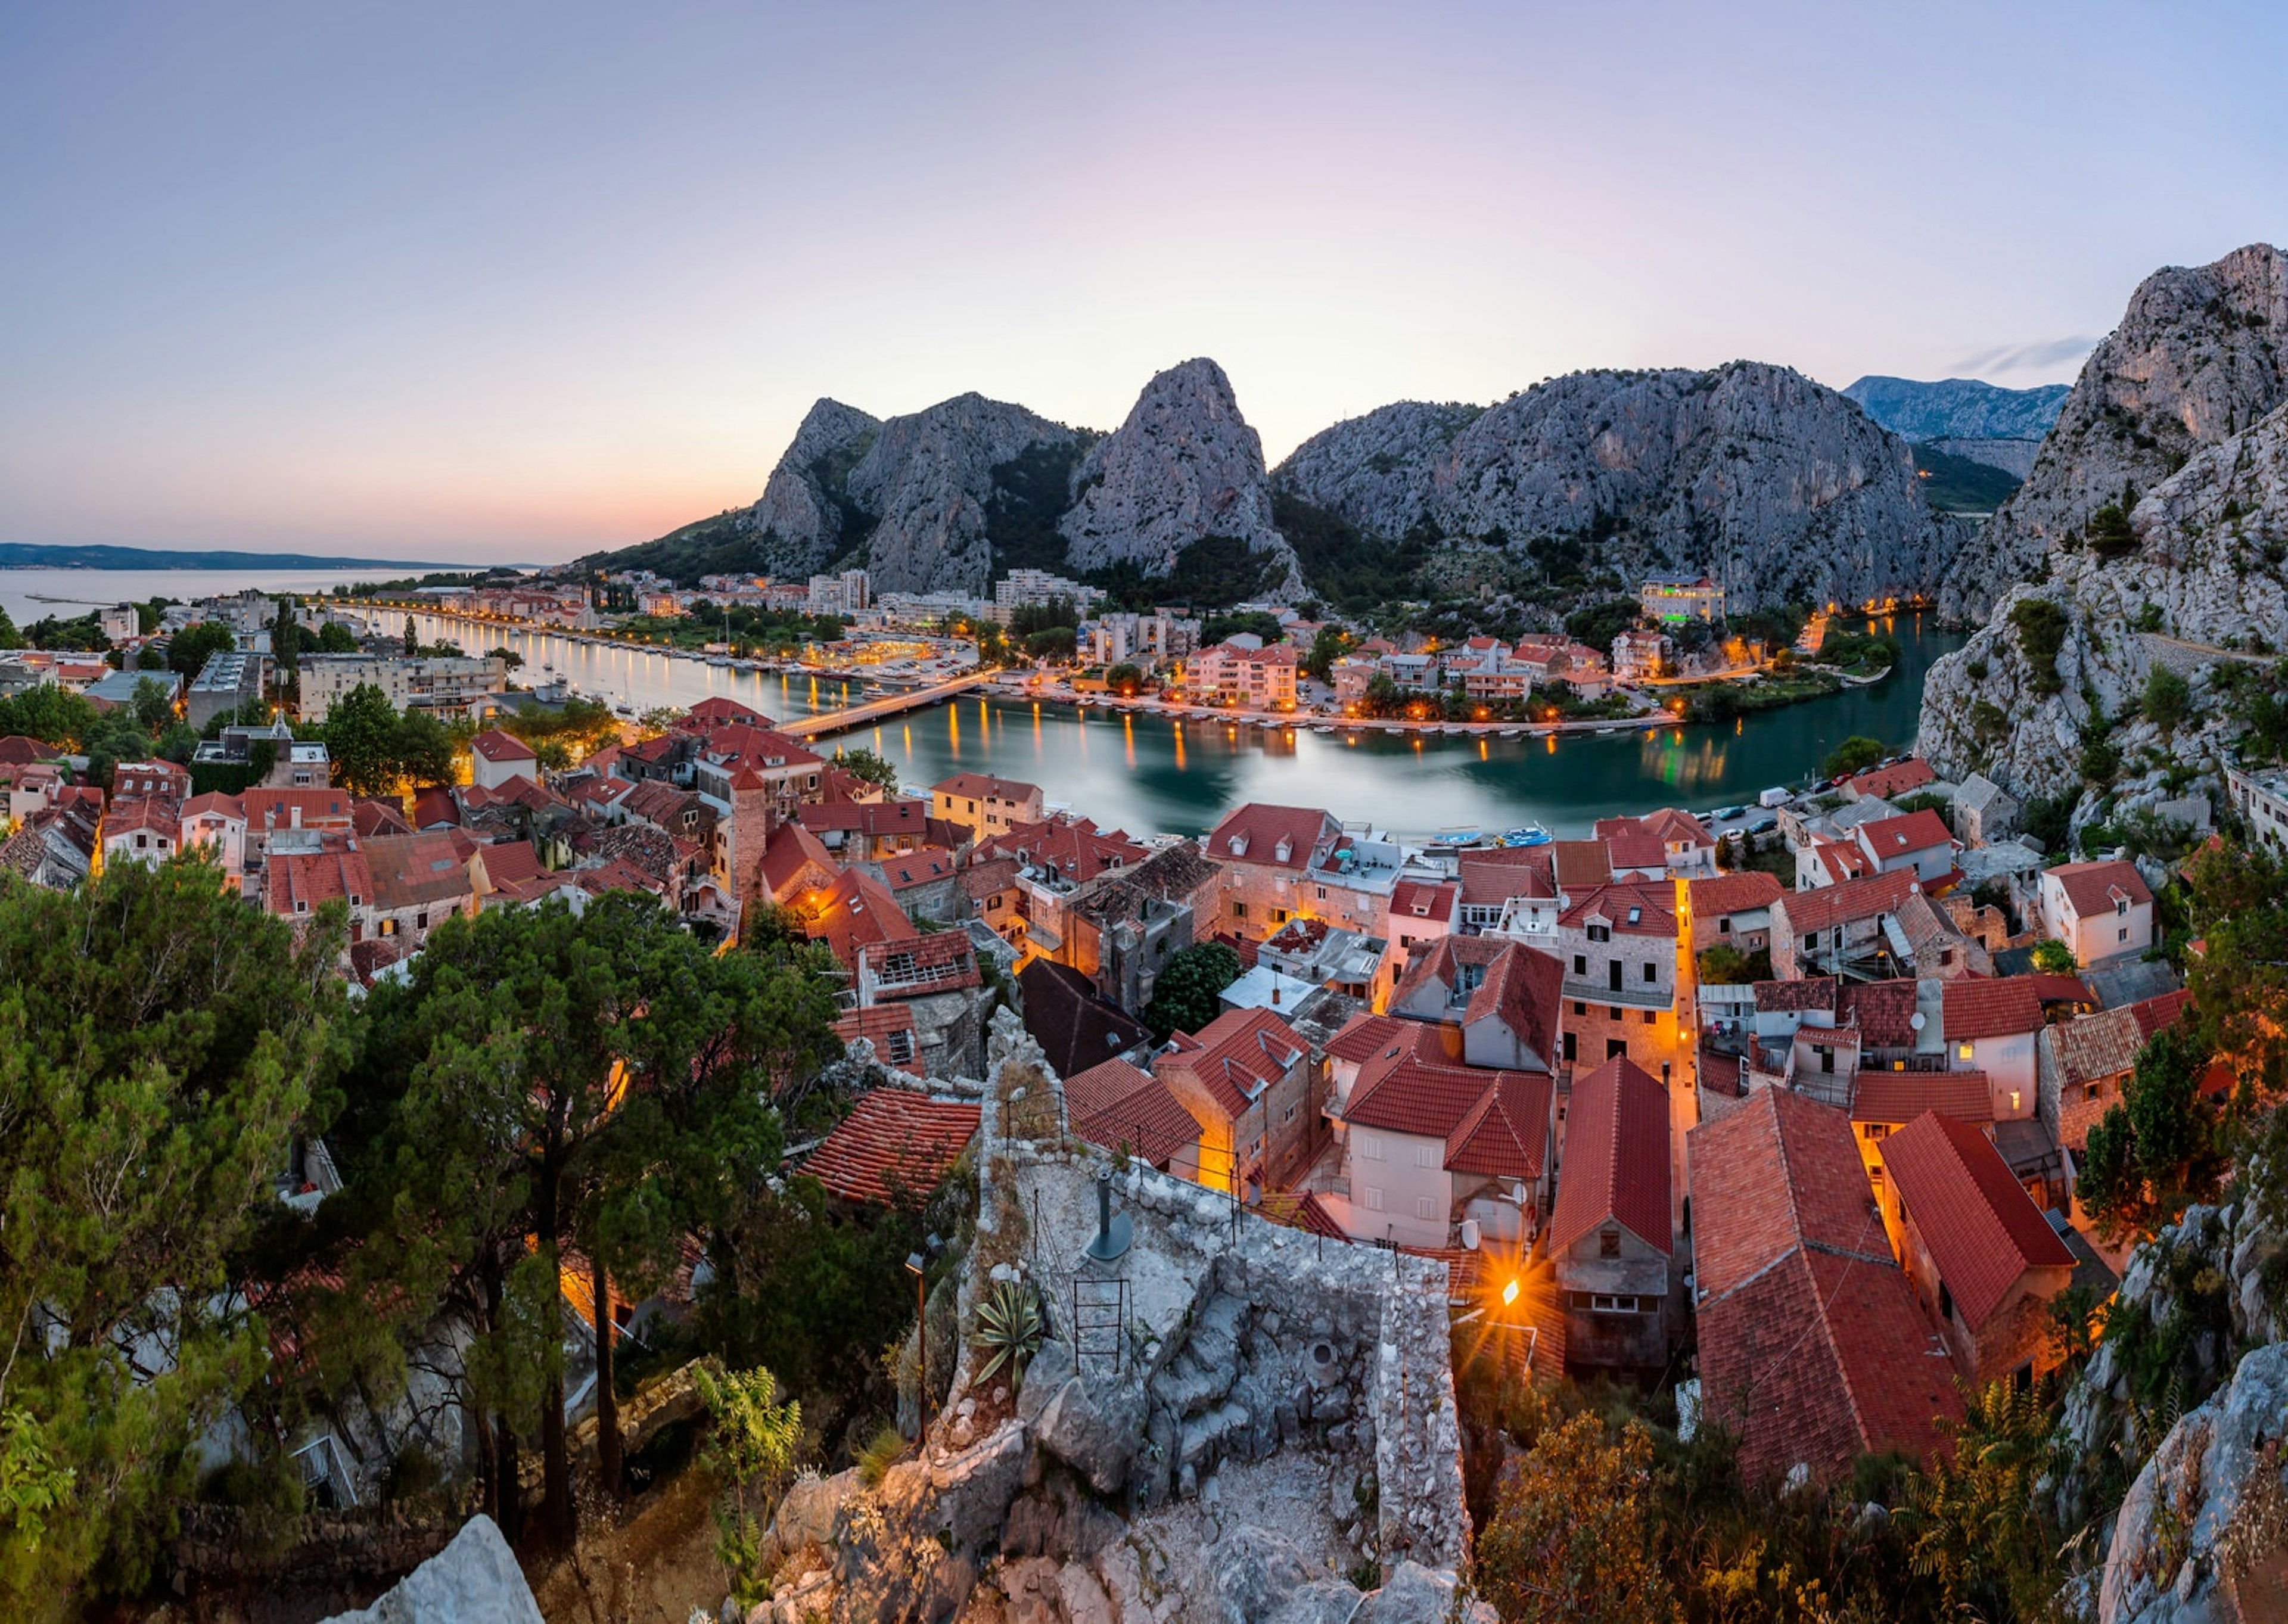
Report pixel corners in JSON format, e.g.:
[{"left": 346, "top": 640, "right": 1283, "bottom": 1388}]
[{"left": 0, "top": 570, "right": 2243, "bottom": 1622}]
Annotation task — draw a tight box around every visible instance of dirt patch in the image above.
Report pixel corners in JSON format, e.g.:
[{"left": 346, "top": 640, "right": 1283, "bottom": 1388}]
[{"left": 526, "top": 1469, "right": 729, "bottom": 1624}]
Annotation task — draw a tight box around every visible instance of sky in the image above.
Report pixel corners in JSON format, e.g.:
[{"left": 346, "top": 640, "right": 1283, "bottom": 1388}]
[{"left": 2, "top": 1, "right": 2283, "bottom": 566}]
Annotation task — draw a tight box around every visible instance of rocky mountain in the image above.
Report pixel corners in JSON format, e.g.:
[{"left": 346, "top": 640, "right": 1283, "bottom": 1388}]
[
  {"left": 1843, "top": 375, "right": 2070, "bottom": 442},
  {"left": 1937, "top": 244, "right": 2288, "bottom": 623},
  {"left": 744, "top": 397, "right": 882, "bottom": 575},
  {"left": 1273, "top": 362, "right": 1964, "bottom": 612},
  {"left": 1925, "top": 435, "right": 2044, "bottom": 480},
  {"left": 1058, "top": 357, "right": 1304, "bottom": 597}
]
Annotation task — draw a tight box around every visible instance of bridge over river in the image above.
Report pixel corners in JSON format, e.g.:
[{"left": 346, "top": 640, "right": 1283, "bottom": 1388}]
[{"left": 777, "top": 673, "right": 993, "bottom": 739}]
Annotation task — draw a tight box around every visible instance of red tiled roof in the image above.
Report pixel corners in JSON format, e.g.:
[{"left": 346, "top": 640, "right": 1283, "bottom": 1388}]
[
  {"left": 976, "top": 815, "right": 1146, "bottom": 884},
  {"left": 1846, "top": 758, "right": 1935, "bottom": 800},
  {"left": 1879, "top": 1111, "right": 2075, "bottom": 1329},
  {"left": 1389, "top": 937, "right": 1563, "bottom": 1066},
  {"left": 1857, "top": 809, "right": 1954, "bottom": 858},
  {"left": 1776, "top": 867, "right": 1917, "bottom": 936},
  {"left": 1065, "top": 1058, "right": 1203, "bottom": 1168},
  {"left": 1444, "top": 1070, "right": 1555, "bottom": 1181},
  {"left": 2028, "top": 973, "right": 2097, "bottom": 1007},
  {"left": 1640, "top": 806, "right": 1715, "bottom": 850},
  {"left": 1325, "top": 1012, "right": 1416, "bottom": 1064},
  {"left": 1559, "top": 881, "right": 1676, "bottom": 936},
  {"left": 1754, "top": 976, "right": 1838, "bottom": 1013},
  {"left": 1204, "top": 802, "right": 1336, "bottom": 870},
  {"left": 861, "top": 928, "right": 980, "bottom": 998},
  {"left": 1838, "top": 978, "right": 1920, "bottom": 1048},
  {"left": 683, "top": 696, "right": 776, "bottom": 731},
  {"left": 1549, "top": 840, "right": 1612, "bottom": 890},
  {"left": 267, "top": 848, "right": 374, "bottom": 917},
  {"left": 352, "top": 797, "right": 413, "bottom": 838},
  {"left": 1688, "top": 871, "right": 1783, "bottom": 918},
  {"left": 1155, "top": 1006, "right": 1308, "bottom": 1119},
  {"left": 801, "top": 1090, "right": 980, "bottom": 1206},
  {"left": 1849, "top": 1071, "right": 1994, "bottom": 1125},
  {"left": 760, "top": 820, "right": 843, "bottom": 904},
  {"left": 806, "top": 868, "right": 919, "bottom": 967},
  {"left": 244, "top": 787, "right": 353, "bottom": 829},
  {"left": 1689, "top": 1087, "right": 1961, "bottom": 1482},
  {"left": 2128, "top": 988, "right": 2193, "bottom": 1038},
  {"left": 832, "top": 1003, "right": 919, "bottom": 1064},
  {"left": 872, "top": 846, "right": 955, "bottom": 891},
  {"left": 1457, "top": 850, "right": 1556, "bottom": 906},
  {"left": 2044, "top": 858, "right": 2153, "bottom": 916},
  {"left": 179, "top": 790, "right": 245, "bottom": 823},
  {"left": 475, "top": 839, "right": 546, "bottom": 893},
  {"left": 1942, "top": 976, "right": 2044, "bottom": 1041},
  {"left": 410, "top": 785, "right": 461, "bottom": 828},
  {"left": 1805, "top": 833, "right": 1874, "bottom": 883},
  {"left": 1602, "top": 831, "right": 1668, "bottom": 873},
  {"left": 1390, "top": 879, "right": 1457, "bottom": 923},
  {"left": 1547, "top": 1057, "right": 1671, "bottom": 1256},
  {"left": 471, "top": 728, "right": 537, "bottom": 763},
  {"left": 931, "top": 771, "right": 1040, "bottom": 803}
]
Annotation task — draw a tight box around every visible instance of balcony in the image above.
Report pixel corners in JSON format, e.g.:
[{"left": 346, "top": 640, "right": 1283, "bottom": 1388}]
[{"left": 1561, "top": 979, "right": 1673, "bottom": 1012}]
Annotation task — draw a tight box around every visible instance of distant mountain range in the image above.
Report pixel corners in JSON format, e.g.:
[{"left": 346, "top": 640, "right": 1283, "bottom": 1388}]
[
  {"left": 596, "top": 356, "right": 1968, "bottom": 613},
  {"left": 1842, "top": 375, "right": 2071, "bottom": 443},
  {"left": 0, "top": 542, "right": 464, "bottom": 573}
]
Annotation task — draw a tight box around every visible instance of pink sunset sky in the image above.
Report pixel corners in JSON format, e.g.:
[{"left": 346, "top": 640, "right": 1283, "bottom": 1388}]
[{"left": 2, "top": 1, "right": 2282, "bottom": 564}]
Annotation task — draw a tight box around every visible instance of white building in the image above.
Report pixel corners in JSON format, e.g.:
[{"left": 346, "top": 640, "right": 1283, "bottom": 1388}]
[{"left": 2038, "top": 860, "right": 2155, "bottom": 966}]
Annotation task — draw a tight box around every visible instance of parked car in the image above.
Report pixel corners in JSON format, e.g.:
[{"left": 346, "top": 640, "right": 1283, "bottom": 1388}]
[
  {"left": 1746, "top": 814, "right": 1779, "bottom": 835},
  {"left": 1756, "top": 787, "right": 1791, "bottom": 809},
  {"left": 1712, "top": 804, "right": 1746, "bottom": 821}
]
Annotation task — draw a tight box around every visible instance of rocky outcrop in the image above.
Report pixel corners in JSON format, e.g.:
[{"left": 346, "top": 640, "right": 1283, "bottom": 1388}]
[
  {"left": 1059, "top": 358, "right": 1304, "bottom": 596},
  {"left": 2094, "top": 1342, "right": 2288, "bottom": 1624},
  {"left": 1928, "top": 435, "right": 2047, "bottom": 480},
  {"left": 1917, "top": 395, "right": 2288, "bottom": 803},
  {"left": 316, "top": 1514, "right": 542, "bottom": 1624},
  {"left": 1843, "top": 375, "right": 2070, "bottom": 443},
  {"left": 844, "top": 394, "right": 1080, "bottom": 595},
  {"left": 1274, "top": 362, "right": 1964, "bottom": 611},
  {"left": 1938, "top": 244, "right": 2288, "bottom": 623},
  {"left": 744, "top": 398, "right": 882, "bottom": 575}
]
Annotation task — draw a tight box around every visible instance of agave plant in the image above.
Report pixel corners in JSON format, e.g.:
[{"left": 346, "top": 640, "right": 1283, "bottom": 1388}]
[{"left": 972, "top": 1277, "right": 1044, "bottom": 1393}]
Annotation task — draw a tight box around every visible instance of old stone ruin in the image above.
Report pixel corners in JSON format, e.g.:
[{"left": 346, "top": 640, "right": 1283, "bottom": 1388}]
[{"left": 754, "top": 1007, "right": 1488, "bottom": 1623}]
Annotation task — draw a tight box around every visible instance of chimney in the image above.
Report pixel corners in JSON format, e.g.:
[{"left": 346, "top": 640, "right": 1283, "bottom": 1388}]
[{"left": 1272, "top": 983, "right": 1282, "bottom": 1006}]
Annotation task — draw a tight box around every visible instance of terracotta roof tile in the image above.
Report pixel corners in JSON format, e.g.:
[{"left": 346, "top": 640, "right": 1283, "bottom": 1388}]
[
  {"left": 2045, "top": 858, "right": 2153, "bottom": 916},
  {"left": 1942, "top": 976, "right": 2044, "bottom": 1041},
  {"left": 1846, "top": 758, "right": 1935, "bottom": 799},
  {"left": 802, "top": 1090, "right": 979, "bottom": 1206},
  {"left": 1547, "top": 1057, "right": 1670, "bottom": 1255},
  {"left": 471, "top": 728, "right": 537, "bottom": 763},
  {"left": 1858, "top": 809, "right": 1954, "bottom": 858},
  {"left": 1850, "top": 1071, "right": 1994, "bottom": 1124},
  {"left": 1880, "top": 1111, "right": 2075, "bottom": 1329},
  {"left": 1065, "top": 1058, "right": 1202, "bottom": 1168},
  {"left": 1204, "top": 802, "right": 1338, "bottom": 871},
  {"left": 1689, "top": 871, "right": 1785, "bottom": 918},
  {"left": 1776, "top": 867, "right": 1917, "bottom": 936}
]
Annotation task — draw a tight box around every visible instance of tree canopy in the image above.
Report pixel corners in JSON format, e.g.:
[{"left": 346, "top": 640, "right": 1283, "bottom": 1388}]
[{"left": 1142, "top": 941, "right": 1242, "bottom": 1040}]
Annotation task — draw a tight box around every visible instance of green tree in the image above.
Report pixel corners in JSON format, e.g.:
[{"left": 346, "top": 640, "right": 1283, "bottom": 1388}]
[
  {"left": 352, "top": 898, "right": 840, "bottom": 1545},
  {"left": 2087, "top": 502, "right": 2138, "bottom": 559},
  {"left": 129, "top": 676, "right": 174, "bottom": 733},
  {"left": 835, "top": 746, "right": 899, "bottom": 795},
  {"left": 1905, "top": 1382, "right": 2062, "bottom": 1616},
  {"left": 167, "top": 621, "right": 237, "bottom": 676},
  {"left": 323, "top": 682, "right": 404, "bottom": 797},
  {"left": 1142, "top": 941, "right": 1243, "bottom": 1040},
  {"left": 1024, "top": 626, "right": 1077, "bottom": 662},
  {"left": 1302, "top": 625, "right": 1349, "bottom": 682},
  {"left": 315, "top": 621, "right": 358, "bottom": 654},
  {"left": 694, "top": 1365, "right": 803, "bottom": 1607},
  {"left": 1475, "top": 1413, "right": 1674, "bottom": 1624},
  {"left": 0, "top": 687, "right": 98, "bottom": 749},
  {"left": 2029, "top": 938, "right": 2076, "bottom": 975},
  {"left": 0, "top": 860, "right": 349, "bottom": 1610},
  {"left": 393, "top": 708, "right": 457, "bottom": 789},
  {"left": 0, "top": 608, "right": 21, "bottom": 650},
  {"left": 1105, "top": 662, "right": 1146, "bottom": 695},
  {"left": 1820, "top": 735, "right": 1885, "bottom": 780},
  {"left": 2075, "top": 1026, "right": 2218, "bottom": 1240},
  {"left": 2143, "top": 665, "right": 2191, "bottom": 732},
  {"left": 1695, "top": 945, "right": 1771, "bottom": 985}
]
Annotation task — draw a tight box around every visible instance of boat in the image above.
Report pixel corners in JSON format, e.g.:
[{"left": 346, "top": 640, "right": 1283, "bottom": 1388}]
[
  {"left": 1431, "top": 829, "right": 1485, "bottom": 847},
  {"left": 708, "top": 655, "right": 733, "bottom": 667},
  {"left": 1503, "top": 824, "right": 1553, "bottom": 847}
]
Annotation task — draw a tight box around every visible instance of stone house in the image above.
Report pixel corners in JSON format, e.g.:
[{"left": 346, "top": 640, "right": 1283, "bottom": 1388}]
[
  {"left": 1387, "top": 936, "right": 1565, "bottom": 1074},
  {"left": 1204, "top": 802, "right": 1401, "bottom": 942},
  {"left": 1770, "top": 868, "right": 1918, "bottom": 979},
  {"left": 1548, "top": 1057, "right": 1674, "bottom": 1370},
  {"left": 2036, "top": 989, "right": 2193, "bottom": 1153},
  {"left": 1954, "top": 774, "right": 2020, "bottom": 847},
  {"left": 1063, "top": 1057, "right": 1205, "bottom": 1182},
  {"left": 1154, "top": 1006, "right": 1324, "bottom": 1202},
  {"left": 1686, "top": 871, "right": 1784, "bottom": 957},
  {"left": 1852, "top": 809, "right": 1959, "bottom": 886},
  {"left": 1059, "top": 839, "right": 1222, "bottom": 1012},
  {"left": 1552, "top": 881, "right": 1679, "bottom": 1073},
  {"left": 1878, "top": 1110, "right": 2076, "bottom": 1387},
  {"left": 102, "top": 796, "right": 181, "bottom": 870}
]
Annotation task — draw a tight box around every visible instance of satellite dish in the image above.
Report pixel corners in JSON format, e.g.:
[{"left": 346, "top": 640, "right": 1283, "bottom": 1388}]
[{"left": 1910, "top": 1011, "right": 1927, "bottom": 1030}]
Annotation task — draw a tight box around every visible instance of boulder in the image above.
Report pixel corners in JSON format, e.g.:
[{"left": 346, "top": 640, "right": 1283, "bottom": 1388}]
[
  {"left": 316, "top": 1515, "right": 541, "bottom": 1624},
  {"left": 1357, "top": 1561, "right": 1499, "bottom": 1624},
  {"left": 1211, "top": 1525, "right": 1335, "bottom": 1624}
]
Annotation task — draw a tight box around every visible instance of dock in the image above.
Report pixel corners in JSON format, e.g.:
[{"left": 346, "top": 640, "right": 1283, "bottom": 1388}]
[{"left": 781, "top": 672, "right": 991, "bottom": 739}]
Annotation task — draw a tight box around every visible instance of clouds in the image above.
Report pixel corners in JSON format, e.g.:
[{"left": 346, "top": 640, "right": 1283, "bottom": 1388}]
[{"left": 1944, "top": 336, "right": 2101, "bottom": 379}]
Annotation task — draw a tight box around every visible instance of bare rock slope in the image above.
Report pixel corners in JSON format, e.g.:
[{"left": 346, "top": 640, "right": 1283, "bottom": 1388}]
[
  {"left": 1938, "top": 244, "right": 2288, "bottom": 624},
  {"left": 1274, "top": 362, "right": 1963, "bottom": 612}
]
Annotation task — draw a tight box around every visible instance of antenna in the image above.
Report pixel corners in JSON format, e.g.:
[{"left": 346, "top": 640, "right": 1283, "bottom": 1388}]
[{"left": 1083, "top": 1167, "right": 1131, "bottom": 1264}]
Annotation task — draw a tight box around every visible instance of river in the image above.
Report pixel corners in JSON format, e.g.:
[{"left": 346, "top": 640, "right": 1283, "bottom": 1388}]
[
  {"left": 0, "top": 567, "right": 1958, "bottom": 840},
  {"left": 379, "top": 602, "right": 1959, "bottom": 842}
]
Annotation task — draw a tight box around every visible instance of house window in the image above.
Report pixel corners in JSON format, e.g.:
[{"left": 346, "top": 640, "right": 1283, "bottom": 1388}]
[
  {"left": 1588, "top": 925, "right": 1610, "bottom": 943},
  {"left": 1414, "top": 1196, "right": 1436, "bottom": 1221},
  {"left": 887, "top": 1029, "right": 916, "bottom": 1066},
  {"left": 1360, "top": 1134, "right": 1384, "bottom": 1161},
  {"left": 1957, "top": 1041, "right": 1975, "bottom": 1062},
  {"left": 1599, "top": 1228, "right": 1620, "bottom": 1258},
  {"left": 1718, "top": 917, "right": 1731, "bottom": 934},
  {"left": 1364, "top": 1187, "right": 1384, "bottom": 1212},
  {"left": 2118, "top": 927, "right": 2129, "bottom": 942},
  {"left": 1283, "top": 1103, "right": 1297, "bottom": 1123},
  {"left": 1316, "top": 885, "right": 1328, "bottom": 901},
  {"left": 1642, "top": 1010, "right": 1656, "bottom": 1025},
  {"left": 1271, "top": 909, "right": 1289, "bottom": 924},
  {"left": 349, "top": 894, "right": 361, "bottom": 907},
  {"left": 416, "top": 911, "right": 429, "bottom": 930},
  {"left": 1939, "top": 1281, "right": 1954, "bottom": 1322},
  {"left": 1583, "top": 1293, "right": 1641, "bottom": 1314},
  {"left": 1642, "top": 961, "right": 1657, "bottom": 983},
  {"left": 2009, "top": 1090, "right": 2022, "bottom": 1113},
  {"left": 1820, "top": 1047, "right": 1835, "bottom": 1074},
  {"left": 1232, "top": 901, "right": 1247, "bottom": 919},
  {"left": 1413, "top": 1142, "right": 1434, "bottom": 1168},
  {"left": 1803, "top": 934, "right": 1816, "bottom": 951},
  {"left": 2085, "top": 1082, "right": 2102, "bottom": 1102},
  {"left": 294, "top": 900, "right": 309, "bottom": 915},
  {"left": 1573, "top": 954, "right": 1587, "bottom": 975},
  {"left": 1863, "top": 1123, "right": 1889, "bottom": 1141},
  {"left": 1572, "top": 1001, "right": 1586, "bottom": 1018}
]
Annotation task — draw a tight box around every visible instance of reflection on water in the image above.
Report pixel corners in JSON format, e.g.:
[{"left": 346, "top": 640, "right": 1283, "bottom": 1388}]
[{"left": 394, "top": 608, "right": 1960, "bottom": 841}]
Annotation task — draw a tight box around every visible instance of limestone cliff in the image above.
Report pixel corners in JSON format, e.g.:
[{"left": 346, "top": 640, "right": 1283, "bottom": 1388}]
[
  {"left": 840, "top": 394, "right": 1080, "bottom": 595},
  {"left": 1058, "top": 357, "right": 1304, "bottom": 597},
  {"left": 1842, "top": 375, "right": 2069, "bottom": 443},
  {"left": 1918, "top": 397, "right": 2288, "bottom": 804},
  {"left": 746, "top": 397, "right": 882, "bottom": 575},
  {"left": 1938, "top": 244, "right": 2288, "bottom": 623},
  {"left": 1273, "top": 362, "right": 1963, "bottom": 612}
]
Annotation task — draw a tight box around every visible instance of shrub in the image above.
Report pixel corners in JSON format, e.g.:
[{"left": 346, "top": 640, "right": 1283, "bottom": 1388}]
[
  {"left": 2144, "top": 666, "right": 2193, "bottom": 732},
  {"left": 857, "top": 1424, "right": 906, "bottom": 1488},
  {"left": 2009, "top": 599, "right": 2071, "bottom": 696},
  {"left": 1821, "top": 735, "right": 1886, "bottom": 780}
]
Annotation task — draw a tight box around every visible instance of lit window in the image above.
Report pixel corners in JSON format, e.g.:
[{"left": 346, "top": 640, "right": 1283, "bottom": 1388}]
[{"left": 1957, "top": 1041, "right": 1975, "bottom": 1062}]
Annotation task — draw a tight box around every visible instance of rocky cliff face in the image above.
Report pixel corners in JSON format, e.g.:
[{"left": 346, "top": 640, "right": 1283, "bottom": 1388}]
[
  {"left": 1274, "top": 362, "right": 1963, "bottom": 612},
  {"left": 1843, "top": 375, "right": 2070, "bottom": 443},
  {"left": 840, "top": 394, "right": 1078, "bottom": 595},
  {"left": 1058, "top": 357, "right": 1304, "bottom": 596},
  {"left": 744, "top": 398, "right": 882, "bottom": 575},
  {"left": 1938, "top": 244, "right": 2288, "bottom": 624},
  {"left": 1918, "top": 396, "right": 2288, "bottom": 804}
]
